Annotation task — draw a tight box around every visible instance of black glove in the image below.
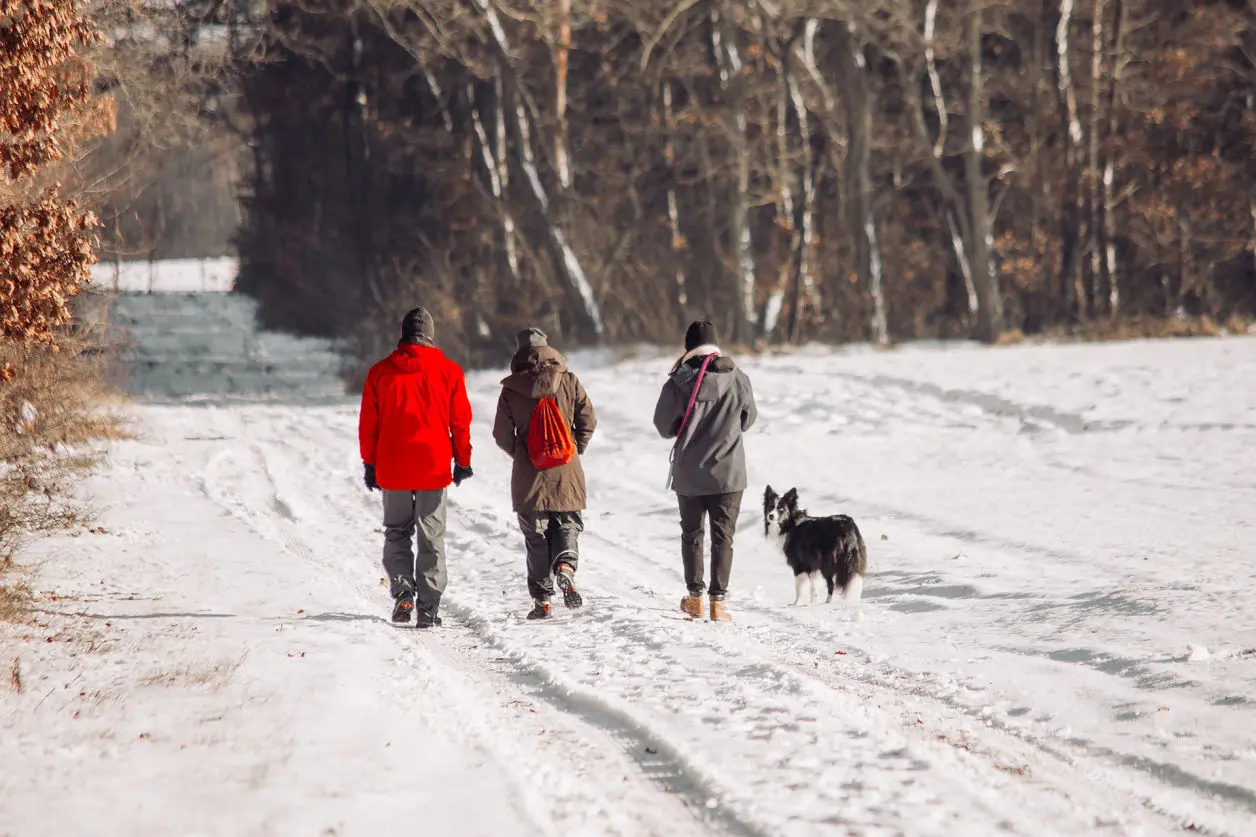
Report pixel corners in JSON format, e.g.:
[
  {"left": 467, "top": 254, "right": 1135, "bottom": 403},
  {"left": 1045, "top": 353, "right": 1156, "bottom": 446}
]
[
  {"left": 363, "top": 463, "right": 379, "bottom": 491},
  {"left": 452, "top": 464, "right": 473, "bottom": 487}
]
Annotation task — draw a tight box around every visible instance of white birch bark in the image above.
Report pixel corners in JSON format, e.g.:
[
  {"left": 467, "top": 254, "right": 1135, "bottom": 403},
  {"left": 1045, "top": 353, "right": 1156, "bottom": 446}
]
[
  {"left": 470, "top": 0, "right": 603, "bottom": 333},
  {"left": 712, "top": 6, "right": 756, "bottom": 332},
  {"left": 924, "top": 0, "right": 948, "bottom": 158},
  {"left": 553, "top": 0, "right": 572, "bottom": 190},
  {"left": 663, "top": 81, "right": 687, "bottom": 310}
]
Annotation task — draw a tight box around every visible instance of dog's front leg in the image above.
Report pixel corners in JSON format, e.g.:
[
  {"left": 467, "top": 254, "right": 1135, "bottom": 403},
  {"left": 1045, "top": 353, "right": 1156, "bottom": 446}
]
[
  {"left": 793, "top": 573, "right": 807, "bottom": 606},
  {"left": 809, "top": 571, "right": 821, "bottom": 604}
]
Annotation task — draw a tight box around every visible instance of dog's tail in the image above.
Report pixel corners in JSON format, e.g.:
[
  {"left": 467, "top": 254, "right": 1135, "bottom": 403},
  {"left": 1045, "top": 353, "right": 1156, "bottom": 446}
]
[{"left": 840, "top": 528, "right": 869, "bottom": 602}]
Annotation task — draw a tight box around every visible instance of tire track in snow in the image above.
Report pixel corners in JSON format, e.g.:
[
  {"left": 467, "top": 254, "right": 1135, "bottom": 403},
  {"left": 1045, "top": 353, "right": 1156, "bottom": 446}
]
[
  {"left": 236, "top": 406, "right": 984, "bottom": 836},
  {"left": 571, "top": 427, "right": 1249, "bottom": 835},
  {"left": 192, "top": 384, "right": 1253, "bottom": 837},
  {"left": 494, "top": 376, "right": 1250, "bottom": 836},
  {"left": 435, "top": 493, "right": 1068, "bottom": 837},
  {"left": 572, "top": 527, "right": 1239, "bottom": 837},
  {"left": 198, "top": 408, "right": 731, "bottom": 837}
]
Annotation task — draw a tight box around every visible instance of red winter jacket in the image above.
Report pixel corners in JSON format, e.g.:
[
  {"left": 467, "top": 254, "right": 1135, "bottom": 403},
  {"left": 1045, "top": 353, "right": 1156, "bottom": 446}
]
[{"left": 359, "top": 344, "right": 473, "bottom": 491}]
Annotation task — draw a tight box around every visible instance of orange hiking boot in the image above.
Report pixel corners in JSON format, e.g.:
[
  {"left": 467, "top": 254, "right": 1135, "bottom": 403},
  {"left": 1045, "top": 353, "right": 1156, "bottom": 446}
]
[
  {"left": 680, "top": 595, "right": 704, "bottom": 619},
  {"left": 709, "top": 600, "right": 731, "bottom": 622}
]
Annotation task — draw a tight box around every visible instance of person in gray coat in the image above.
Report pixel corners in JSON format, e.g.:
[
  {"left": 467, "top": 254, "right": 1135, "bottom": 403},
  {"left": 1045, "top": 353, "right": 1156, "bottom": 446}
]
[{"left": 652, "top": 320, "right": 757, "bottom": 621}]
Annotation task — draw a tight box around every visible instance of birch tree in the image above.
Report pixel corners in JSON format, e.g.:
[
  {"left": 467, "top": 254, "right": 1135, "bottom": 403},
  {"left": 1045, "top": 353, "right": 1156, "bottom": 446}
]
[
  {"left": 713, "top": 2, "right": 757, "bottom": 341},
  {"left": 964, "top": 0, "right": 1005, "bottom": 342},
  {"left": 1053, "top": 0, "right": 1084, "bottom": 319}
]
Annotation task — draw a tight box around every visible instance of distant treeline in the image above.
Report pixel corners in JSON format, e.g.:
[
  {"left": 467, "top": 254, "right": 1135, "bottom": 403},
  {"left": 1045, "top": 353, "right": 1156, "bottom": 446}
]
[{"left": 206, "top": 0, "right": 1256, "bottom": 366}]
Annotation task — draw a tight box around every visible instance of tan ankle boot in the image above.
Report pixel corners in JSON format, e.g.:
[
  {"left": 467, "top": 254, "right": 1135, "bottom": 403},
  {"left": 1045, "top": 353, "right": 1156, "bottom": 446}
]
[
  {"left": 709, "top": 599, "right": 731, "bottom": 622},
  {"left": 680, "top": 595, "right": 704, "bottom": 619}
]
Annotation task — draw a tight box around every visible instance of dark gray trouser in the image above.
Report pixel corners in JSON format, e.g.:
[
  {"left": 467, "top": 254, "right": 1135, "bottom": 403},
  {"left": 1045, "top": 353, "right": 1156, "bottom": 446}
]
[
  {"left": 678, "top": 491, "right": 743, "bottom": 601},
  {"left": 382, "top": 489, "right": 447, "bottom": 613},
  {"left": 517, "top": 511, "right": 583, "bottom": 601}
]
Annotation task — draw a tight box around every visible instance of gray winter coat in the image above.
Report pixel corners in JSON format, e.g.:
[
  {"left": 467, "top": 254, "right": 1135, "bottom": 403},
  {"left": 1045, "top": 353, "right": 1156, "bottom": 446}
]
[{"left": 652, "top": 355, "right": 757, "bottom": 497}]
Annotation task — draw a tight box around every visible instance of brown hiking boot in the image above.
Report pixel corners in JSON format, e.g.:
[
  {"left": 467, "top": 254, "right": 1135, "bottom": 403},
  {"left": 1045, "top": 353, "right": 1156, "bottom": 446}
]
[
  {"left": 680, "top": 595, "right": 704, "bottom": 619},
  {"left": 555, "top": 563, "right": 583, "bottom": 609},
  {"left": 710, "top": 600, "right": 731, "bottom": 622},
  {"left": 526, "top": 600, "right": 552, "bottom": 620}
]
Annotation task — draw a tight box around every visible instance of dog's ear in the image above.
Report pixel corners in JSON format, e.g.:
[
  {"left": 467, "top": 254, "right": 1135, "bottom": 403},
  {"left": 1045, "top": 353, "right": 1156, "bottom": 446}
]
[
  {"left": 782, "top": 487, "right": 799, "bottom": 509},
  {"left": 764, "top": 485, "right": 776, "bottom": 505}
]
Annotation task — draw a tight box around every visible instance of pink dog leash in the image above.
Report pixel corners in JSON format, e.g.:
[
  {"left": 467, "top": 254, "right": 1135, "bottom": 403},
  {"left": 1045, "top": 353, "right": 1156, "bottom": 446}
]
[{"left": 666, "top": 352, "right": 719, "bottom": 489}]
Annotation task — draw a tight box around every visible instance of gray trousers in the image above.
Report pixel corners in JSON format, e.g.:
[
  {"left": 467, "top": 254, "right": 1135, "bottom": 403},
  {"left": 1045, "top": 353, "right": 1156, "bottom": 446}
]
[
  {"left": 518, "top": 511, "right": 583, "bottom": 601},
  {"left": 678, "top": 491, "right": 742, "bottom": 600},
  {"left": 382, "top": 489, "right": 447, "bottom": 613}
]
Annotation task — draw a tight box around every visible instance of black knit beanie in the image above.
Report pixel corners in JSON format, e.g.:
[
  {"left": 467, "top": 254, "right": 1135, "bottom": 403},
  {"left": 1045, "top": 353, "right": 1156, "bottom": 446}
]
[
  {"left": 515, "top": 327, "right": 548, "bottom": 351},
  {"left": 684, "top": 320, "right": 717, "bottom": 351},
  {"left": 400, "top": 307, "right": 435, "bottom": 344}
]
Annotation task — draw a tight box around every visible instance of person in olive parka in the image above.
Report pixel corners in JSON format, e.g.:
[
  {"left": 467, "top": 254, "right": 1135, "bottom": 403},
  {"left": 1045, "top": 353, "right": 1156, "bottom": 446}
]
[{"left": 493, "top": 328, "right": 597, "bottom": 620}]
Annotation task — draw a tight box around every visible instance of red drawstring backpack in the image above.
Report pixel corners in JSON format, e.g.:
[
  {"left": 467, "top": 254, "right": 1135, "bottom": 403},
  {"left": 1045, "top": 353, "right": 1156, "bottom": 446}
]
[{"left": 527, "top": 396, "right": 576, "bottom": 470}]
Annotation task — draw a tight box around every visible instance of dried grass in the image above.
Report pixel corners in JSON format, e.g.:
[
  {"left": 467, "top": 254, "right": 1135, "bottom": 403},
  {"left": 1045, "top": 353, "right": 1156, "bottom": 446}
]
[
  {"left": 0, "top": 332, "right": 126, "bottom": 621},
  {"left": 0, "top": 571, "right": 30, "bottom": 622},
  {"left": 1041, "top": 313, "right": 1253, "bottom": 343},
  {"left": 140, "top": 657, "right": 242, "bottom": 690}
]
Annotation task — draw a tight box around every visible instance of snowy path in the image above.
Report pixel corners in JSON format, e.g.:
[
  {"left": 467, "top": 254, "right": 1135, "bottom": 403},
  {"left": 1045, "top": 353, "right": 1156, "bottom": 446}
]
[{"left": 4, "top": 323, "right": 1256, "bottom": 836}]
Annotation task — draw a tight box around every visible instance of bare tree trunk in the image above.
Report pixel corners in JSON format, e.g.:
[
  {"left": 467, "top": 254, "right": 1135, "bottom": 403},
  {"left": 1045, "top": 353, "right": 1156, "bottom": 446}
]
[
  {"left": 553, "top": 0, "right": 572, "bottom": 191},
  {"left": 783, "top": 19, "right": 831, "bottom": 324},
  {"left": 466, "top": 74, "right": 520, "bottom": 283},
  {"left": 1088, "top": 0, "right": 1105, "bottom": 314},
  {"left": 345, "top": 20, "right": 387, "bottom": 311},
  {"left": 1028, "top": 1, "right": 1046, "bottom": 325},
  {"left": 788, "top": 68, "right": 818, "bottom": 345},
  {"left": 921, "top": 5, "right": 978, "bottom": 316},
  {"left": 1248, "top": 200, "right": 1256, "bottom": 284},
  {"left": 966, "top": 0, "right": 1004, "bottom": 342},
  {"left": 493, "top": 72, "right": 520, "bottom": 281},
  {"left": 1103, "top": 0, "right": 1124, "bottom": 316},
  {"left": 834, "top": 21, "right": 888, "bottom": 345},
  {"left": 469, "top": 0, "right": 603, "bottom": 336},
  {"left": 762, "top": 64, "right": 795, "bottom": 341},
  {"left": 1054, "top": 0, "right": 1084, "bottom": 321},
  {"left": 713, "top": 4, "right": 756, "bottom": 341},
  {"left": 924, "top": 0, "right": 947, "bottom": 160},
  {"left": 1176, "top": 215, "right": 1191, "bottom": 315},
  {"left": 662, "top": 80, "right": 687, "bottom": 324}
]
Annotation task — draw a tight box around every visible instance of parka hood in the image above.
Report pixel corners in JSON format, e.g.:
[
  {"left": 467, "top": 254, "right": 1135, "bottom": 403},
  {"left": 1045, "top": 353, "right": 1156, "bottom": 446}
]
[
  {"left": 502, "top": 345, "right": 568, "bottom": 399},
  {"left": 669, "top": 354, "right": 738, "bottom": 403},
  {"left": 387, "top": 343, "right": 445, "bottom": 373}
]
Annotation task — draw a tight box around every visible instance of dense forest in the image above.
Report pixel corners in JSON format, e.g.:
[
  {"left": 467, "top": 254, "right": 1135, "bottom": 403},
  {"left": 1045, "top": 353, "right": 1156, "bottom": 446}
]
[
  {"left": 22, "top": 0, "right": 1253, "bottom": 370},
  {"left": 207, "top": 0, "right": 1256, "bottom": 367}
]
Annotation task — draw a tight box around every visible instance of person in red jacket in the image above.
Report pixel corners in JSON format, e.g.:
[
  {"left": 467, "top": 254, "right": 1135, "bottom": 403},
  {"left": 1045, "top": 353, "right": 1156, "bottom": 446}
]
[{"left": 359, "top": 307, "right": 473, "bottom": 628}]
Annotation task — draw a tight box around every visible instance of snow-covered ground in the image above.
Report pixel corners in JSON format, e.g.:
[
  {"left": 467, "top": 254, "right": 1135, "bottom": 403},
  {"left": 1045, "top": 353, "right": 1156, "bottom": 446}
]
[{"left": 3, "top": 295, "right": 1255, "bottom": 836}]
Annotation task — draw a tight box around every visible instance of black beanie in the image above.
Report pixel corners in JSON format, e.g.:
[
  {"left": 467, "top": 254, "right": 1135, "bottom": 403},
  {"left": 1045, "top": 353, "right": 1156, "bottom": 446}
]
[
  {"left": 515, "top": 327, "right": 548, "bottom": 351},
  {"left": 400, "top": 307, "right": 435, "bottom": 344},
  {"left": 684, "top": 320, "right": 717, "bottom": 351}
]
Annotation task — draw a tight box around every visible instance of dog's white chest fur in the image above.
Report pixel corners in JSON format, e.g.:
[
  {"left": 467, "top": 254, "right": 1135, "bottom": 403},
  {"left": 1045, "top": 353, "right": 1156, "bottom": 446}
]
[{"left": 765, "top": 522, "right": 788, "bottom": 549}]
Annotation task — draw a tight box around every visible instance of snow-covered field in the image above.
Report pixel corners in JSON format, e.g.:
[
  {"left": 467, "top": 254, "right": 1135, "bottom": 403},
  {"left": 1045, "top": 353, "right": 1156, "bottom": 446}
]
[{"left": 3, "top": 293, "right": 1255, "bottom": 836}]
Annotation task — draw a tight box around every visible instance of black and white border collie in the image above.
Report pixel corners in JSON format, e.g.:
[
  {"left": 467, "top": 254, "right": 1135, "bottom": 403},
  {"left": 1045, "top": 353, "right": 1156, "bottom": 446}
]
[{"left": 764, "top": 486, "right": 867, "bottom": 605}]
